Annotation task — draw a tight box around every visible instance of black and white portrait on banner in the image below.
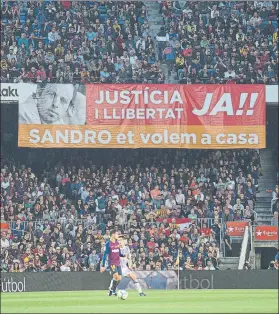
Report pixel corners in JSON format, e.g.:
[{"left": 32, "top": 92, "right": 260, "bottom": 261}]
[{"left": 18, "top": 84, "right": 86, "bottom": 125}]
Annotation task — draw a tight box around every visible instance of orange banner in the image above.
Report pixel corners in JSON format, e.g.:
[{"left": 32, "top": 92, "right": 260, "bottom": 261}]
[
  {"left": 17, "top": 83, "right": 266, "bottom": 149},
  {"left": 255, "top": 226, "right": 278, "bottom": 241},
  {"left": 18, "top": 125, "right": 265, "bottom": 148},
  {"left": 226, "top": 221, "right": 249, "bottom": 237}
]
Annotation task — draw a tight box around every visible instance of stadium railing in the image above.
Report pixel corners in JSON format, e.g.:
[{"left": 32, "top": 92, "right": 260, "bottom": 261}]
[
  {"left": 5, "top": 217, "right": 224, "bottom": 253},
  {"left": 238, "top": 226, "right": 250, "bottom": 269},
  {"left": 5, "top": 217, "right": 222, "bottom": 231}
]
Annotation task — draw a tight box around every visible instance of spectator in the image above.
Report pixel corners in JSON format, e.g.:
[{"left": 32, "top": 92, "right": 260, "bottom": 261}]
[
  {"left": 204, "top": 260, "right": 215, "bottom": 270},
  {"left": 11, "top": 261, "right": 21, "bottom": 273},
  {"left": 243, "top": 205, "right": 256, "bottom": 224},
  {"left": 233, "top": 198, "right": 244, "bottom": 213},
  {"left": 234, "top": 208, "right": 244, "bottom": 221},
  {"left": 1, "top": 232, "right": 10, "bottom": 249},
  {"left": 60, "top": 260, "right": 71, "bottom": 271},
  {"left": 176, "top": 189, "right": 185, "bottom": 205},
  {"left": 243, "top": 261, "right": 251, "bottom": 270},
  {"left": 224, "top": 231, "right": 232, "bottom": 257},
  {"left": 271, "top": 185, "right": 278, "bottom": 213},
  {"left": 163, "top": 42, "right": 176, "bottom": 74},
  {"left": 271, "top": 211, "right": 278, "bottom": 226},
  {"left": 48, "top": 27, "right": 59, "bottom": 44},
  {"left": 156, "top": 27, "right": 169, "bottom": 61},
  {"left": 268, "top": 260, "right": 277, "bottom": 270},
  {"left": 151, "top": 185, "right": 162, "bottom": 209},
  {"left": 165, "top": 195, "right": 176, "bottom": 209},
  {"left": 188, "top": 208, "right": 198, "bottom": 220},
  {"left": 222, "top": 207, "right": 234, "bottom": 222},
  {"left": 88, "top": 249, "right": 100, "bottom": 270}
]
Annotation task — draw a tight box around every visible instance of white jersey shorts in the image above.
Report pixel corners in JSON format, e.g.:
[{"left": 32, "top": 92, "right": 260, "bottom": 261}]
[
  {"left": 120, "top": 245, "right": 133, "bottom": 277},
  {"left": 121, "top": 266, "right": 133, "bottom": 277}
]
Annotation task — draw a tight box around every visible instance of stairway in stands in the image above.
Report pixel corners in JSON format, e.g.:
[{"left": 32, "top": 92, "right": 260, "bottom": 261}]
[
  {"left": 144, "top": 1, "right": 163, "bottom": 58},
  {"left": 220, "top": 149, "right": 277, "bottom": 269},
  {"left": 219, "top": 257, "right": 239, "bottom": 270},
  {"left": 255, "top": 149, "right": 278, "bottom": 225},
  {"left": 144, "top": 1, "right": 176, "bottom": 83}
]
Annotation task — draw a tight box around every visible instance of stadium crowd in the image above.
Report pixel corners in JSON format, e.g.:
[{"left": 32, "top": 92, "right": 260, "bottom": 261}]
[
  {"left": 0, "top": 1, "right": 278, "bottom": 84},
  {"left": 1, "top": 148, "right": 261, "bottom": 272},
  {"left": 0, "top": 0, "right": 276, "bottom": 274},
  {"left": 0, "top": 1, "right": 163, "bottom": 84},
  {"left": 158, "top": 0, "right": 278, "bottom": 84}
]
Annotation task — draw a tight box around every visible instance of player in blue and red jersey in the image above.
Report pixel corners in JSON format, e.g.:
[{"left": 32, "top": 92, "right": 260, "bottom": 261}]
[{"left": 100, "top": 229, "right": 123, "bottom": 296}]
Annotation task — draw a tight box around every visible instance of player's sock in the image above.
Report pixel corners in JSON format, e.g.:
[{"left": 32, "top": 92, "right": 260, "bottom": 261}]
[
  {"left": 108, "top": 279, "right": 118, "bottom": 296},
  {"left": 111, "top": 279, "right": 120, "bottom": 292},
  {"left": 109, "top": 279, "right": 113, "bottom": 290},
  {"left": 133, "top": 280, "right": 142, "bottom": 294},
  {"left": 108, "top": 290, "right": 114, "bottom": 296},
  {"left": 108, "top": 279, "right": 113, "bottom": 296}
]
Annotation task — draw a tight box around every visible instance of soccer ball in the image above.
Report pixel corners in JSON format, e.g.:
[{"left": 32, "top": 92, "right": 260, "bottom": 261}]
[{"left": 117, "top": 290, "right": 128, "bottom": 300}]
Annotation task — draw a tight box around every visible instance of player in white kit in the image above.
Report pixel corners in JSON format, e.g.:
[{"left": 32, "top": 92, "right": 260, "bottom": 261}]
[{"left": 108, "top": 236, "right": 146, "bottom": 296}]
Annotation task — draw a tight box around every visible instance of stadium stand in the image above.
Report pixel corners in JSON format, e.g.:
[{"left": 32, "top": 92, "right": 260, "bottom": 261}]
[
  {"left": 1, "top": 1, "right": 164, "bottom": 84},
  {"left": 157, "top": 1, "right": 278, "bottom": 84},
  {"left": 0, "top": 1, "right": 278, "bottom": 273},
  {"left": 0, "top": 1, "right": 278, "bottom": 84},
  {"left": 1, "top": 148, "right": 261, "bottom": 272}
]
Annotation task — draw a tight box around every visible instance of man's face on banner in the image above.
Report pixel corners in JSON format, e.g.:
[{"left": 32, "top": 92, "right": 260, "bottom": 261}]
[{"left": 37, "top": 84, "right": 74, "bottom": 124}]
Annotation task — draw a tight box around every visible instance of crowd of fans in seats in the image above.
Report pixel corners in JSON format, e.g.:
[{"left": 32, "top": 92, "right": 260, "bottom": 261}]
[
  {"left": 157, "top": 1, "right": 278, "bottom": 84},
  {"left": 1, "top": 1, "right": 164, "bottom": 84},
  {"left": 0, "top": 0, "right": 275, "bottom": 273},
  {"left": 0, "top": 1, "right": 278, "bottom": 85},
  {"left": 1, "top": 148, "right": 261, "bottom": 272}
]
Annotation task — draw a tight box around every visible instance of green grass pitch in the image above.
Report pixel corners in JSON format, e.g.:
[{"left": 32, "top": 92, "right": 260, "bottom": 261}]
[{"left": 1, "top": 290, "right": 278, "bottom": 313}]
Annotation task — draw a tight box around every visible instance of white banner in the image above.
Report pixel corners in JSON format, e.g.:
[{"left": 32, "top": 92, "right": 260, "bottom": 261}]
[{"left": 0, "top": 83, "right": 37, "bottom": 104}]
